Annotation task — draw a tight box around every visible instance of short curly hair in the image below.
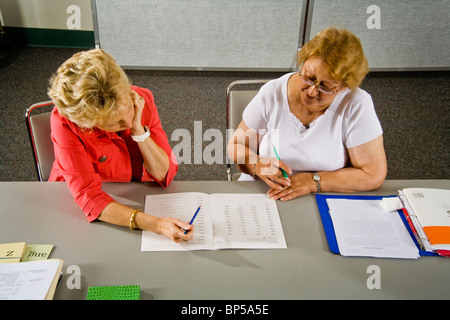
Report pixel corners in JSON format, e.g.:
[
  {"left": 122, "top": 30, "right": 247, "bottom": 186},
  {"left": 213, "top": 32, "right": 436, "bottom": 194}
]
[
  {"left": 48, "top": 49, "right": 131, "bottom": 129},
  {"left": 297, "top": 27, "right": 369, "bottom": 90}
]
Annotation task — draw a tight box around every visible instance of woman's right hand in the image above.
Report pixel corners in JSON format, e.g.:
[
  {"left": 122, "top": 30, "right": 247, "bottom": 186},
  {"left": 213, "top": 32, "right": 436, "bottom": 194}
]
[
  {"left": 254, "top": 157, "right": 292, "bottom": 190},
  {"left": 130, "top": 90, "right": 146, "bottom": 136},
  {"left": 156, "top": 217, "right": 194, "bottom": 243}
]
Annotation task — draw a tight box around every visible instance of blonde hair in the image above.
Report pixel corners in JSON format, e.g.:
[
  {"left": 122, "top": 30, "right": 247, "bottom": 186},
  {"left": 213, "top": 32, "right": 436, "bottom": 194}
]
[
  {"left": 48, "top": 49, "right": 131, "bottom": 129},
  {"left": 297, "top": 27, "right": 369, "bottom": 90}
]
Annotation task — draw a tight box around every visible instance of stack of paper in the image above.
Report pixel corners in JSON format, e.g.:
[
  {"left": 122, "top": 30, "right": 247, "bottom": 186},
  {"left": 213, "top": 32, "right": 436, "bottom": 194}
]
[
  {"left": 0, "top": 259, "right": 63, "bottom": 300},
  {"left": 0, "top": 242, "right": 61, "bottom": 299},
  {"left": 326, "top": 198, "right": 419, "bottom": 259},
  {"left": 399, "top": 188, "right": 450, "bottom": 257}
]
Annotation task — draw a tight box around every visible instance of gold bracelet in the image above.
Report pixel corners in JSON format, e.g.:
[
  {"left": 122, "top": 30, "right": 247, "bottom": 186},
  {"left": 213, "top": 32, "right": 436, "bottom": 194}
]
[{"left": 129, "top": 209, "right": 141, "bottom": 230}]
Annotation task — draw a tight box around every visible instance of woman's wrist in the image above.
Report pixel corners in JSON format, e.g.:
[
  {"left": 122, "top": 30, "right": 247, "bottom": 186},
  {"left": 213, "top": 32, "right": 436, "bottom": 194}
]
[
  {"left": 129, "top": 209, "right": 141, "bottom": 230},
  {"left": 310, "top": 171, "right": 323, "bottom": 193},
  {"left": 252, "top": 156, "right": 260, "bottom": 179},
  {"left": 131, "top": 124, "right": 145, "bottom": 136},
  {"left": 131, "top": 210, "right": 160, "bottom": 233}
]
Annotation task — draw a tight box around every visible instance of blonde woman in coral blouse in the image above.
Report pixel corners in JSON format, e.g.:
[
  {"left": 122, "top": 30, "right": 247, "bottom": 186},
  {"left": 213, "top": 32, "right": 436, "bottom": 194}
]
[{"left": 48, "top": 49, "right": 193, "bottom": 242}]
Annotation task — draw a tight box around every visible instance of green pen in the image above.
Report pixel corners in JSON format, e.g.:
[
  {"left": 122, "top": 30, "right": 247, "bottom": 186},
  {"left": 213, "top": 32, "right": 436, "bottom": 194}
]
[{"left": 272, "top": 145, "right": 289, "bottom": 179}]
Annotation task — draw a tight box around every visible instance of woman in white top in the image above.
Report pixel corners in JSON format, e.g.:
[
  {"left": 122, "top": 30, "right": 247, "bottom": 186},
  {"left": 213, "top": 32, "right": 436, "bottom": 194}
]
[{"left": 227, "top": 27, "right": 387, "bottom": 201}]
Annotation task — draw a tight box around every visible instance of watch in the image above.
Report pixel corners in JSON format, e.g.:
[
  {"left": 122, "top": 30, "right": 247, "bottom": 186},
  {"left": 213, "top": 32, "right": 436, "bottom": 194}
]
[
  {"left": 313, "top": 172, "right": 321, "bottom": 193},
  {"left": 131, "top": 126, "right": 150, "bottom": 142}
]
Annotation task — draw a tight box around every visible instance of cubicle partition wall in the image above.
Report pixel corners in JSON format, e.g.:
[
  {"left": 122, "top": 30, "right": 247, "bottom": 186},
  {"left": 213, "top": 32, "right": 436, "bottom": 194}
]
[
  {"left": 92, "top": 0, "right": 450, "bottom": 71},
  {"left": 306, "top": 0, "right": 450, "bottom": 71},
  {"left": 92, "top": 0, "right": 307, "bottom": 71}
]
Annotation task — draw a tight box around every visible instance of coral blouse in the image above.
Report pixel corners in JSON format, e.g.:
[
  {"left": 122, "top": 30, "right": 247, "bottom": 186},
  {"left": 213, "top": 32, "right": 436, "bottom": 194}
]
[{"left": 49, "top": 86, "right": 177, "bottom": 222}]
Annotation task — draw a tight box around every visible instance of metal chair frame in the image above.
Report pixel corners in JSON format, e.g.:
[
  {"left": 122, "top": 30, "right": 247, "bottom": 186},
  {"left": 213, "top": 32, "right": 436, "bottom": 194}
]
[
  {"left": 226, "top": 79, "right": 270, "bottom": 181},
  {"left": 25, "top": 101, "right": 55, "bottom": 181}
]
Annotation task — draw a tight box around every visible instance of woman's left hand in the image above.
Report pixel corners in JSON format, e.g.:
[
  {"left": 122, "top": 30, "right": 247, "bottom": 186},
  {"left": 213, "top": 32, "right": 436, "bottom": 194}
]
[
  {"left": 130, "top": 90, "right": 146, "bottom": 135},
  {"left": 267, "top": 172, "right": 316, "bottom": 201}
]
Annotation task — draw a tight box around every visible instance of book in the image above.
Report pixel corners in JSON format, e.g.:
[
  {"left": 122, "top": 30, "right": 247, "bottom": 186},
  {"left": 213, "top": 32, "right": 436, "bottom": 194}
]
[
  {"left": 400, "top": 188, "right": 450, "bottom": 252},
  {"left": 22, "top": 244, "right": 54, "bottom": 262},
  {"left": 86, "top": 285, "right": 140, "bottom": 300},
  {"left": 0, "top": 259, "right": 63, "bottom": 300},
  {"left": 0, "top": 242, "right": 26, "bottom": 263},
  {"left": 141, "top": 193, "right": 287, "bottom": 251}
]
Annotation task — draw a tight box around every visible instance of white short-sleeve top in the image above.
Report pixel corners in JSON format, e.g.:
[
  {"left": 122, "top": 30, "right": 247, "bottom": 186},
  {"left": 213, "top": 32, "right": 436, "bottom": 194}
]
[{"left": 240, "top": 72, "right": 383, "bottom": 179}]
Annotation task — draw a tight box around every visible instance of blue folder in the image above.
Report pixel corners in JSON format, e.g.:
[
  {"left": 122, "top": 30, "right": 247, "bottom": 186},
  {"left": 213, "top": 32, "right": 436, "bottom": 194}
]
[{"left": 315, "top": 194, "right": 437, "bottom": 256}]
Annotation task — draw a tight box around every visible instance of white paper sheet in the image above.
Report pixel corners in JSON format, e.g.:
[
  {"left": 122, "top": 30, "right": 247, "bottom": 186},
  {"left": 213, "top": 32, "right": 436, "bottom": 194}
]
[
  {"left": 326, "top": 199, "right": 419, "bottom": 259},
  {"left": 141, "top": 193, "right": 287, "bottom": 251},
  {"left": 402, "top": 188, "right": 450, "bottom": 228}
]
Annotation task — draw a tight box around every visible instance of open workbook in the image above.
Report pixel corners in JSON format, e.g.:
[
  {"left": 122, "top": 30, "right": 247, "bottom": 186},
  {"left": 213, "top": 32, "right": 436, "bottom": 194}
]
[{"left": 141, "top": 193, "right": 287, "bottom": 251}]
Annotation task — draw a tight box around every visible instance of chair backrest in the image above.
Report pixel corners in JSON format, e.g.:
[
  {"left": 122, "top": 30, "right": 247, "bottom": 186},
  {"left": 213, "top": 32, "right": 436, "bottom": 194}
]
[
  {"left": 226, "top": 80, "right": 270, "bottom": 180},
  {"left": 25, "top": 101, "right": 55, "bottom": 181}
]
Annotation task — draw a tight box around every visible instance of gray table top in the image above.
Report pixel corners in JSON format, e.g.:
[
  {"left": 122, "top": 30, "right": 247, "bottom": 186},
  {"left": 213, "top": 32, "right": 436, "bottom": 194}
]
[{"left": 1, "top": 179, "right": 449, "bottom": 300}]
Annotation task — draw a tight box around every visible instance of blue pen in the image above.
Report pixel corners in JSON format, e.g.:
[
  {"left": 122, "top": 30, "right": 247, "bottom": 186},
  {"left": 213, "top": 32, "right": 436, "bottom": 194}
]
[
  {"left": 184, "top": 205, "right": 201, "bottom": 234},
  {"left": 272, "top": 145, "right": 289, "bottom": 179}
]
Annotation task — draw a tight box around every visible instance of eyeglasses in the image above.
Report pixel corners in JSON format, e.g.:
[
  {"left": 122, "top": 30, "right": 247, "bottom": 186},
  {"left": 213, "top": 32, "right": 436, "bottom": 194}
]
[{"left": 298, "top": 72, "right": 344, "bottom": 95}]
